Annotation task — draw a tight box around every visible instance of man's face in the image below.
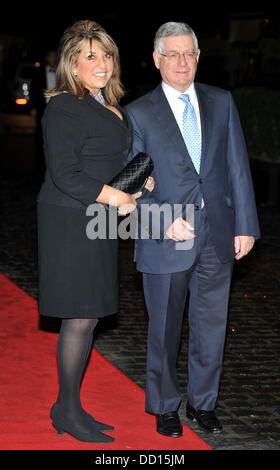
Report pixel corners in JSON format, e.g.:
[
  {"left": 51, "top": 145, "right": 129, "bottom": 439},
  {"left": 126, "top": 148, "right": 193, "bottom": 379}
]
[
  {"left": 46, "top": 51, "right": 57, "bottom": 67},
  {"left": 153, "top": 34, "right": 200, "bottom": 92}
]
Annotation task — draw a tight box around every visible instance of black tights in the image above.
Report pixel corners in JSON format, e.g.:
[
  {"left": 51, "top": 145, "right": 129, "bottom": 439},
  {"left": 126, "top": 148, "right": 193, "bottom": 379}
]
[{"left": 56, "top": 318, "right": 98, "bottom": 433}]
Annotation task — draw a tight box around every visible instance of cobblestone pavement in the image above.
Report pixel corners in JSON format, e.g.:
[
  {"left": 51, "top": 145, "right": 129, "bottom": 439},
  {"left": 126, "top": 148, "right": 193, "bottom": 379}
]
[{"left": 0, "top": 175, "right": 280, "bottom": 450}]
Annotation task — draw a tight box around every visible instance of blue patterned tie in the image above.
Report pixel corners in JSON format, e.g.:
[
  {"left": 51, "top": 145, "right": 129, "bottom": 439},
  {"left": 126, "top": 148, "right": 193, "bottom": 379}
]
[
  {"left": 179, "top": 93, "right": 204, "bottom": 207},
  {"left": 179, "top": 94, "right": 201, "bottom": 173}
]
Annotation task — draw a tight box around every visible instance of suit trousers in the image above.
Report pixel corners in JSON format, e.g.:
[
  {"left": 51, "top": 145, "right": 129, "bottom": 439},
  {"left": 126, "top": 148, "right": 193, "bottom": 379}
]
[{"left": 142, "top": 209, "right": 234, "bottom": 414}]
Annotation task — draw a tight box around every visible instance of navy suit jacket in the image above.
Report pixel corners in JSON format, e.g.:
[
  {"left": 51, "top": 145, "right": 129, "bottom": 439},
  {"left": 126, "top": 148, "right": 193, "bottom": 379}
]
[{"left": 125, "top": 82, "right": 260, "bottom": 274}]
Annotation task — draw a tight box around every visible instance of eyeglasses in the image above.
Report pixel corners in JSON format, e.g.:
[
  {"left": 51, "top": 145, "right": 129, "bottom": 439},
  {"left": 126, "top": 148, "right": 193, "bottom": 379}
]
[{"left": 159, "top": 50, "right": 198, "bottom": 62}]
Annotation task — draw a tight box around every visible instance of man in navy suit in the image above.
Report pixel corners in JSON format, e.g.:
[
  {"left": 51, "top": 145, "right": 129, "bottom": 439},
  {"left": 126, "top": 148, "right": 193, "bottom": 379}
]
[{"left": 125, "top": 22, "right": 260, "bottom": 437}]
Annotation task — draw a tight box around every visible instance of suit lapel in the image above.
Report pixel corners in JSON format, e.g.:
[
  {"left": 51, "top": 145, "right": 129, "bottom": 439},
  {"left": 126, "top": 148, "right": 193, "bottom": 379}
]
[
  {"left": 150, "top": 83, "right": 214, "bottom": 175},
  {"left": 84, "top": 94, "right": 127, "bottom": 130},
  {"left": 149, "top": 84, "right": 191, "bottom": 163},
  {"left": 195, "top": 82, "right": 213, "bottom": 175}
]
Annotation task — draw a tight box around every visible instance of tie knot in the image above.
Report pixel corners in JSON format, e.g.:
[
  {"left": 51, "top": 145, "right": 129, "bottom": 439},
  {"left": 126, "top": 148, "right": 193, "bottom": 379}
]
[{"left": 179, "top": 93, "right": 190, "bottom": 104}]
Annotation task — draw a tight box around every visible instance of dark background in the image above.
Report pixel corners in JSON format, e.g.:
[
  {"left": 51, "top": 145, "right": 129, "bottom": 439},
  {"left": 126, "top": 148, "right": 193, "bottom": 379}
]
[
  {"left": 1, "top": 3, "right": 280, "bottom": 95},
  {"left": 0, "top": 3, "right": 280, "bottom": 205},
  {"left": 1, "top": 4, "right": 280, "bottom": 451}
]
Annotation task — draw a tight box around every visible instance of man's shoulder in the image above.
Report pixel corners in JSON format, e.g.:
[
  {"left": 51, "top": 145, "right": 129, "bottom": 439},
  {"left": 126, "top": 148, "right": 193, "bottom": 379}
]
[
  {"left": 125, "top": 85, "right": 161, "bottom": 113},
  {"left": 195, "top": 82, "right": 231, "bottom": 98}
]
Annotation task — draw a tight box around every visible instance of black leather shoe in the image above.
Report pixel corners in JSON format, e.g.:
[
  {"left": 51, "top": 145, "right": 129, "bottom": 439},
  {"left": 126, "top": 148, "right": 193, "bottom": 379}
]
[
  {"left": 186, "top": 402, "right": 222, "bottom": 433},
  {"left": 156, "top": 411, "right": 183, "bottom": 437}
]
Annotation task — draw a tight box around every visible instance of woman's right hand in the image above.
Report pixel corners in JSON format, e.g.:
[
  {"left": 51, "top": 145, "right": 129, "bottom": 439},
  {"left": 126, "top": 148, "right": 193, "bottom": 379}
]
[
  {"left": 118, "top": 191, "right": 142, "bottom": 216},
  {"left": 96, "top": 185, "right": 142, "bottom": 214}
]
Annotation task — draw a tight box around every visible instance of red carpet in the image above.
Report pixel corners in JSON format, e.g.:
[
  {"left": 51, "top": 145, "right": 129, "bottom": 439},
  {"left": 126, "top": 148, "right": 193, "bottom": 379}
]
[{"left": 0, "top": 273, "right": 212, "bottom": 450}]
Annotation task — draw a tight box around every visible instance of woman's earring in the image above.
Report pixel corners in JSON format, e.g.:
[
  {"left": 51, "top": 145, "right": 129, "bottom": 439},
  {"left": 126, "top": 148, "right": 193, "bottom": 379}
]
[{"left": 73, "top": 69, "right": 78, "bottom": 76}]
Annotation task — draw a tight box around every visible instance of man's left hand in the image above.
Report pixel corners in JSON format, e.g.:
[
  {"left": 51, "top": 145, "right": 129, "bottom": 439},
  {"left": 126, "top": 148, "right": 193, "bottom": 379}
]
[
  {"left": 234, "top": 235, "right": 255, "bottom": 260},
  {"left": 145, "top": 177, "right": 155, "bottom": 192}
]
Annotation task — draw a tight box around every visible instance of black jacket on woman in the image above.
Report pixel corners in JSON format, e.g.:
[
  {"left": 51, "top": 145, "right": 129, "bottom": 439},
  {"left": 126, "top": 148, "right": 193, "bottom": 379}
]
[
  {"left": 38, "top": 92, "right": 132, "bottom": 209},
  {"left": 37, "top": 92, "right": 132, "bottom": 319}
]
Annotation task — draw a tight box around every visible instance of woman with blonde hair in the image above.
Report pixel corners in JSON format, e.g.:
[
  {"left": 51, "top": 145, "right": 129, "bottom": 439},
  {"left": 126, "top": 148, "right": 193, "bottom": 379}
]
[{"left": 37, "top": 20, "right": 141, "bottom": 443}]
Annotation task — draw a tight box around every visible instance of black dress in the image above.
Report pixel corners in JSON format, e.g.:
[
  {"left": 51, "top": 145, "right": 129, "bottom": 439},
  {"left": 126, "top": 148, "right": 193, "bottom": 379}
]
[{"left": 37, "top": 93, "right": 132, "bottom": 318}]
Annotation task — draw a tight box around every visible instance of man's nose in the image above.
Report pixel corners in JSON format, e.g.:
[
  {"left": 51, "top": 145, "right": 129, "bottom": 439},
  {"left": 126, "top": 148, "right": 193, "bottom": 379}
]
[{"left": 178, "top": 53, "right": 188, "bottom": 66}]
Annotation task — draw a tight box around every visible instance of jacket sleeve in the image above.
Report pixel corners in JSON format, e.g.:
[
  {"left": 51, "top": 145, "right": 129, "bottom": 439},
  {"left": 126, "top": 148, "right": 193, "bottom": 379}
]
[
  {"left": 126, "top": 106, "right": 175, "bottom": 241},
  {"left": 227, "top": 93, "right": 261, "bottom": 239},
  {"left": 43, "top": 95, "right": 104, "bottom": 206}
]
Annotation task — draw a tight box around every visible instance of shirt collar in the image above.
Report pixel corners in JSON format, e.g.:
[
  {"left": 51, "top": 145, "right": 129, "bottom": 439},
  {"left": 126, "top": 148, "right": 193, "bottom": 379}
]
[
  {"left": 162, "top": 81, "right": 195, "bottom": 98},
  {"left": 46, "top": 65, "right": 56, "bottom": 72},
  {"left": 93, "top": 89, "right": 106, "bottom": 106}
]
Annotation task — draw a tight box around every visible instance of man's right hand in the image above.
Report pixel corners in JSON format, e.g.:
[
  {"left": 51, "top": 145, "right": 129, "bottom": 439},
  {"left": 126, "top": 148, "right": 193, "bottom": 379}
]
[{"left": 166, "top": 217, "right": 196, "bottom": 242}]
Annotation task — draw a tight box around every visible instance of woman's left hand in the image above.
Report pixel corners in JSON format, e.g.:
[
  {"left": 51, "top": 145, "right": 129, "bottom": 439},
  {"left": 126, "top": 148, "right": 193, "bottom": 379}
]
[{"left": 145, "top": 177, "right": 155, "bottom": 192}]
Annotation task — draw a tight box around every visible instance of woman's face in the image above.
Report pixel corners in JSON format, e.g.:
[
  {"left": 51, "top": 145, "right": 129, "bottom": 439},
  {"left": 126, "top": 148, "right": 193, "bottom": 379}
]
[{"left": 75, "top": 39, "right": 114, "bottom": 95}]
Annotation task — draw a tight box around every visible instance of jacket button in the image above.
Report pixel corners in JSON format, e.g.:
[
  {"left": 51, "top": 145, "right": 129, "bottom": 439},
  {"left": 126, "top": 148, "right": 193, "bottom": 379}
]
[
  {"left": 194, "top": 205, "right": 200, "bottom": 211},
  {"left": 199, "top": 178, "right": 203, "bottom": 184}
]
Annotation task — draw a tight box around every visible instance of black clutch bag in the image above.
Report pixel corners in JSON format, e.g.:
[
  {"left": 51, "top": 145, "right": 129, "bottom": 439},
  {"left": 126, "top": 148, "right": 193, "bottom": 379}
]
[{"left": 109, "top": 152, "right": 154, "bottom": 194}]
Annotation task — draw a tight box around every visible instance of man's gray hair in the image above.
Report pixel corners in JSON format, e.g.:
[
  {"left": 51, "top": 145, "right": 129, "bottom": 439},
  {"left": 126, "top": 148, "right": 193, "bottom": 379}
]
[{"left": 154, "top": 22, "right": 199, "bottom": 53}]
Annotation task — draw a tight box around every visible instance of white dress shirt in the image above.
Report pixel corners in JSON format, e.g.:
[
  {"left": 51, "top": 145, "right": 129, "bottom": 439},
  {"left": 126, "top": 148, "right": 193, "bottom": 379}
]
[
  {"left": 46, "top": 65, "right": 56, "bottom": 91},
  {"left": 45, "top": 66, "right": 56, "bottom": 103},
  {"left": 161, "top": 81, "right": 202, "bottom": 138}
]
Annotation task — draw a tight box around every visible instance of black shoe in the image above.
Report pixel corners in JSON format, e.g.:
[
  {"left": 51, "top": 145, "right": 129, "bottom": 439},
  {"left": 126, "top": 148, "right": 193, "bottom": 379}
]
[
  {"left": 50, "top": 402, "right": 114, "bottom": 431},
  {"left": 52, "top": 413, "right": 114, "bottom": 443},
  {"left": 156, "top": 411, "right": 183, "bottom": 437},
  {"left": 186, "top": 402, "right": 222, "bottom": 433}
]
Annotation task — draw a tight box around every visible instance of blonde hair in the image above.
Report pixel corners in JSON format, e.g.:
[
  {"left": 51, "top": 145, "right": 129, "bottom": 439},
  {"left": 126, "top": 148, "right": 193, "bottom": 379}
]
[{"left": 45, "top": 20, "right": 125, "bottom": 105}]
